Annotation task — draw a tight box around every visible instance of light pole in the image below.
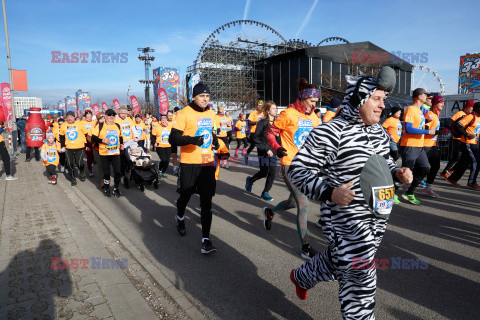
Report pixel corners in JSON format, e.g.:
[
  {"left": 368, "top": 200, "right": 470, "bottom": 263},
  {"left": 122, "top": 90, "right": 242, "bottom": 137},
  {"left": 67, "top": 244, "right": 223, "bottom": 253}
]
[{"left": 127, "top": 85, "right": 132, "bottom": 104}]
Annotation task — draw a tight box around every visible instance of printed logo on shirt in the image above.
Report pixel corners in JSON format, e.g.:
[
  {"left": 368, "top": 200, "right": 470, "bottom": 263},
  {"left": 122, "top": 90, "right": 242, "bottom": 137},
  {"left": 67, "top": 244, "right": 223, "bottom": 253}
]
[
  {"left": 134, "top": 126, "right": 143, "bottom": 138},
  {"left": 220, "top": 118, "right": 228, "bottom": 131},
  {"left": 106, "top": 130, "right": 119, "bottom": 155},
  {"left": 397, "top": 122, "right": 402, "bottom": 137},
  {"left": 121, "top": 123, "right": 131, "bottom": 137},
  {"left": 161, "top": 129, "right": 170, "bottom": 144},
  {"left": 85, "top": 123, "right": 93, "bottom": 131},
  {"left": 419, "top": 113, "right": 425, "bottom": 130},
  {"left": 293, "top": 119, "right": 313, "bottom": 147},
  {"left": 195, "top": 118, "right": 212, "bottom": 149},
  {"left": 46, "top": 148, "right": 57, "bottom": 162},
  {"left": 66, "top": 125, "right": 78, "bottom": 141}
]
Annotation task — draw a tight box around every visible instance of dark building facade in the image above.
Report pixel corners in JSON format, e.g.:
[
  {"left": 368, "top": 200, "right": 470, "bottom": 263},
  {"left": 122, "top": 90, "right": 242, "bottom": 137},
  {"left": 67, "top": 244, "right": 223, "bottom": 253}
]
[{"left": 255, "top": 41, "right": 414, "bottom": 106}]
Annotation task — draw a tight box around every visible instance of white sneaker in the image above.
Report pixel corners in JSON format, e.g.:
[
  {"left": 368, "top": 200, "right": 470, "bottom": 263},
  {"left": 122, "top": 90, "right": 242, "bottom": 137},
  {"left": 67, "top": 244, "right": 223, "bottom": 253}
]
[
  {"left": 5, "top": 175, "right": 18, "bottom": 181},
  {"left": 60, "top": 166, "right": 65, "bottom": 173},
  {"left": 421, "top": 187, "right": 439, "bottom": 198}
]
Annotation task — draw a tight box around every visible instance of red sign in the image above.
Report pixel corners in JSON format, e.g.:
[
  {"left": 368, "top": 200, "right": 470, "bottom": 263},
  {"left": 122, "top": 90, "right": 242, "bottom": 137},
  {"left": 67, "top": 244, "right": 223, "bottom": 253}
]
[
  {"left": 113, "top": 99, "right": 121, "bottom": 113},
  {"left": 92, "top": 104, "right": 100, "bottom": 115},
  {"left": 0, "top": 83, "right": 13, "bottom": 131},
  {"left": 158, "top": 88, "right": 169, "bottom": 115},
  {"left": 101, "top": 102, "right": 108, "bottom": 112},
  {"left": 130, "top": 95, "right": 141, "bottom": 115}
]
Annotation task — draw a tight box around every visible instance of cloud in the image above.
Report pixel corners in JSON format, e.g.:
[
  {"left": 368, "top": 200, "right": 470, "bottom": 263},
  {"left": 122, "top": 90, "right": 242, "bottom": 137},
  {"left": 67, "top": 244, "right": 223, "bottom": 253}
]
[
  {"left": 295, "top": 0, "right": 319, "bottom": 38},
  {"left": 154, "top": 44, "right": 171, "bottom": 54}
]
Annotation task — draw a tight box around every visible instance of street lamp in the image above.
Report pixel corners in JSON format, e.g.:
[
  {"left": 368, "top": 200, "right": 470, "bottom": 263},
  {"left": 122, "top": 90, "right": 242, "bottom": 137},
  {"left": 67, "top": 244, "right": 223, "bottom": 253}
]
[{"left": 127, "top": 85, "right": 132, "bottom": 104}]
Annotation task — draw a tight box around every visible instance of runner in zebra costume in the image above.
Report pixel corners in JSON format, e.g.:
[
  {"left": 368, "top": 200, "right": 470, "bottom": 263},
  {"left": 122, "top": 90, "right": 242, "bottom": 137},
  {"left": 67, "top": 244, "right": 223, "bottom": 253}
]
[{"left": 288, "top": 67, "right": 413, "bottom": 320}]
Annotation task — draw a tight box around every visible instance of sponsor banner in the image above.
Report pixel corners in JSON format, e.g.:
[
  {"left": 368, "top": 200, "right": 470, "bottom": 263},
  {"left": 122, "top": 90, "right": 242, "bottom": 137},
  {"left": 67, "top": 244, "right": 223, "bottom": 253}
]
[
  {"left": 92, "top": 104, "right": 100, "bottom": 115},
  {"left": 0, "top": 83, "right": 13, "bottom": 131},
  {"left": 113, "top": 99, "right": 121, "bottom": 113},
  {"left": 130, "top": 95, "right": 141, "bottom": 114},
  {"left": 101, "top": 102, "right": 108, "bottom": 112},
  {"left": 65, "top": 96, "right": 76, "bottom": 113},
  {"left": 153, "top": 67, "right": 180, "bottom": 112},
  {"left": 57, "top": 101, "right": 65, "bottom": 110},
  {"left": 76, "top": 91, "right": 91, "bottom": 114},
  {"left": 158, "top": 88, "right": 169, "bottom": 115},
  {"left": 459, "top": 53, "right": 480, "bottom": 93}
]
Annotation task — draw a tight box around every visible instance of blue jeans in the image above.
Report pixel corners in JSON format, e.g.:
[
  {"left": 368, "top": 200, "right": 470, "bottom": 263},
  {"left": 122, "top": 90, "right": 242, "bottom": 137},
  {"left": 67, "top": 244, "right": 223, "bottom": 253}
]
[{"left": 20, "top": 131, "right": 26, "bottom": 153}]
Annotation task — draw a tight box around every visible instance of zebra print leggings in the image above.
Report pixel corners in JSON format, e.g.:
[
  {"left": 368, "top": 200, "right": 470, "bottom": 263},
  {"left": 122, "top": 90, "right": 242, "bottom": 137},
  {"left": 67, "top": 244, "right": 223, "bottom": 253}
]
[
  {"left": 272, "top": 165, "right": 309, "bottom": 245},
  {"left": 293, "top": 213, "right": 387, "bottom": 320}
]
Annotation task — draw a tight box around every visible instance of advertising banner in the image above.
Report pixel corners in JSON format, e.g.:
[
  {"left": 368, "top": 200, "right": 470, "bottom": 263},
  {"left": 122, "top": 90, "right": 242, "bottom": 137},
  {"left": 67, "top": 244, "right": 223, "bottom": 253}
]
[
  {"left": 92, "top": 103, "right": 100, "bottom": 115},
  {"left": 65, "top": 96, "right": 76, "bottom": 113},
  {"left": 130, "top": 95, "right": 141, "bottom": 115},
  {"left": 153, "top": 67, "right": 180, "bottom": 112},
  {"left": 158, "top": 88, "right": 169, "bottom": 115},
  {"left": 0, "top": 83, "right": 13, "bottom": 131},
  {"left": 76, "top": 91, "right": 91, "bottom": 114},
  {"left": 113, "top": 99, "right": 121, "bottom": 113},
  {"left": 101, "top": 102, "right": 108, "bottom": 112},
  {"left": 459, "top": 53, "right": 480, "bottom": 93},
  {"left": 57, "top": 101, "right": 65, "bottom": 110}
]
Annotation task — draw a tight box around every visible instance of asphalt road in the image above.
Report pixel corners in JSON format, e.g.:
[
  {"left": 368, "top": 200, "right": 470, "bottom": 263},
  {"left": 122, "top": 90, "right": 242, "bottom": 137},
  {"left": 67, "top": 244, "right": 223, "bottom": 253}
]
[{"left": 68, "top": 152, "right": 479, "bottom": 320}]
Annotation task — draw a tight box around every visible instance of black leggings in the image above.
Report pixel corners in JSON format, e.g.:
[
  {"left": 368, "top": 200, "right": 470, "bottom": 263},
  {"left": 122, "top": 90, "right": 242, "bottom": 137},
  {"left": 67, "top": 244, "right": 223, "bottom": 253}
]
[
  {"left": 177, "top": 192, "right": 213, "bottom": 238},
  {"left": 0, "top": 141, "right": 11, "bottom": 175},
  {"left": 442, "top": 138, "right": 462, "bottom": 174},
  {"left": 236, "top": 138, "right": 248, "bottom": 150},
  {"left": 66, "top": 149, "right": 85, "bottom": 180},
  {"left": 250, "top": 152, "right": 277, "bottom": 193},
  {"left": 425, "top": 146, "right": 440, "bottom": 185},
  {"left": 100, "top": 155, "right": 121, "bottom": 188},
  {"left": 246, "top": 133, "right": 256, "bottom": 154},
  {"left": 26, "top": 146, "right": 40, "bottom": 160},
  {"left": 59, "top": 152, "right": 66, "bottom": 167},
  {"left": 46, "top": 164, "right": 57, "bottom": 178},
  {"left": 156, "top": 147, "right": 171, "bottom": 173}
]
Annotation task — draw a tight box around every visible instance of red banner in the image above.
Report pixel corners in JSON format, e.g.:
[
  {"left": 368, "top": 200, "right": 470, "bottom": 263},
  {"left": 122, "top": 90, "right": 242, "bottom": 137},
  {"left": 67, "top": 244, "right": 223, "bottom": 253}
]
[
  {"left": 101, "top": 102, "right": 108, "bottom": 112},
  {"left": 113, "top": 99, "right": 121, "bottom": 113},
  {"left": 92, "top": 103, "right": 100, "bottom": 115},
  {"left": 130, "top": 95, "right": 141, "bottom": 115},
  {"left": 158, "top": 88, "right": 169, "bottom": 115},
  {"left": 0, "top": 83, "right": 13, "bottom": 131}
]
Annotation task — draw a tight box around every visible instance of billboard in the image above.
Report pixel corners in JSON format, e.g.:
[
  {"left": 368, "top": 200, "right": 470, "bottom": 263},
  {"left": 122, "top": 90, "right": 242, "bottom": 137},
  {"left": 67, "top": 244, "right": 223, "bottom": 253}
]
[
  {"left": 76, "top": 91, "right": 91, "bottom": 114},
  {"left": 153, "top": 67, "right": 180, "bottom": 113},
  {"left": 459, "top": 53, "right": 480, "bottom": 94},
  {"left": 57, "top": 101, "right": 65, "bottom": 110},
  {"left": 65, "top": 96, "right": 76, "bottom": 113}
]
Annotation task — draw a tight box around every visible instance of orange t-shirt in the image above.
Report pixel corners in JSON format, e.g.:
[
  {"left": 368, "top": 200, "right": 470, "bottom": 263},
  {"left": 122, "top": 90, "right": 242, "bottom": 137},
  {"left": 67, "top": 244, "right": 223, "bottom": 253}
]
[
  {"left": 41, "top": 142, "right": 61, "bottom": 166},
  {"left": 215, "top": 114, "right": 229, "bottom": 138},
  {"left": 424, "top": 111, "right": 440, "bottom": 147},
  {"left": 133, "top": 122, "right": 147, "bottom": 140},
  {"left": 248, "top": 110, "right": 265, "bottom": 133},
  {"left": 115, "top": 117, "right": 135, "bottom": 141},
  {"left": 400, "top": 106, "right": 426, "bottom": 147},
  {"left": 91, "top": 123, "right": 123, "bottom": 156},
  {"left": 152, "top": 123, "right": 172, "bottom": 148},
  {"left": 451, "top": 110, "right": 467, "bottom": 140},
  {"left": 173, "top": 106, "right": 216, "bottom": 164},
  {"left": 322, "top": 110, "right": 336, "bottom": 123},
  {"left": 82, "top": 120, "right": 95, "bottom": 133},
  {"left": 382, "top": 117, "right": 402, "bottom": 144},
  {"left": 274, "top": 107, "right": 320, "bottom": 166},
  {"left": 458, "top": 113, "right": 480, "bottom": 144},
  {"left": 235, "top": 120, "right": 247, "bottom": 139},
  {"left": 60, "top": 121, "right": 87, "bottom": 149}
]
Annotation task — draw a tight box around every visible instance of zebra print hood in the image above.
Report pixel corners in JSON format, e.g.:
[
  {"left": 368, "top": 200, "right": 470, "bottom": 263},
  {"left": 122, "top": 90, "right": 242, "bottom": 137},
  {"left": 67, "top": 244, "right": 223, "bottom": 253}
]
[
  {"left": 339, "top": 74, "right": 380, "bottom": 125},
  {"left": 339, "top": 66, "right": 396, "bottom": 125}
]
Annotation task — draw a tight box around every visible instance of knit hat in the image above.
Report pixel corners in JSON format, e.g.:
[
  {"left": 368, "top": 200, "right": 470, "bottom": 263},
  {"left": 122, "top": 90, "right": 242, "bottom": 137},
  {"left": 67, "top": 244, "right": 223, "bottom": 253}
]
[
  {"left": 330, "top": 98, "right": 341, "bottom": 109},
  {"left": 46, "top": 133, "right": 55, "bottom": 139},
  {"left": 431, "top": 95, "right": 445, "bottom": 105},
  {"left": 192, "top": 83, "right": 210, "bottom": 98},
  {"left": 465, "top": 100, "right": 475, "bottom": 109}
]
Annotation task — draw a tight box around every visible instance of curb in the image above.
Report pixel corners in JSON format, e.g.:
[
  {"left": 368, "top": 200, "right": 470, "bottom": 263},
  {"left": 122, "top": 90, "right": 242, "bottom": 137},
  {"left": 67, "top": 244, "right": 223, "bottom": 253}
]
[{"left": 66, "top": 183, "right": 206, "bottom": 320}]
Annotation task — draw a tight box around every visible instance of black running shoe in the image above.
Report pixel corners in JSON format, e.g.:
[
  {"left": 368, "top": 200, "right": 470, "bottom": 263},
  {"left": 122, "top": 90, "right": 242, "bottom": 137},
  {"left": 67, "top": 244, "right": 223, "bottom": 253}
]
[
  {"left": 201, "top": 239, "right": 217, "bottom": 254},
  {"left": 71, "top": 179, "right": 77, "bottom": 186},
  {"left": 79, "top": 172, "right": 86, "bottom": 181},
  {"left": 176, "top": 219, "right": 186, "bottom": 236},
  {"left": 103, "top": 186, "right": 111, "bottom": 198},
  {"left": 301, "top": 244, "right": 317, "bottom": 260},
  {"left": 112, "top": 188, "right": 121, "bottom": 198},
  {"left": 262, "top": 207, "right": 274, "bottom": 230}
]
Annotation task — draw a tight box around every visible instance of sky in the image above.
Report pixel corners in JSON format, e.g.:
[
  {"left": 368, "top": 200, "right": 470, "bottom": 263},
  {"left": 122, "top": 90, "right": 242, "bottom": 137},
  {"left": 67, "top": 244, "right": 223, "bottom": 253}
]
[{"left": 0, "top": 0, "right": 478, "bottom": 106}]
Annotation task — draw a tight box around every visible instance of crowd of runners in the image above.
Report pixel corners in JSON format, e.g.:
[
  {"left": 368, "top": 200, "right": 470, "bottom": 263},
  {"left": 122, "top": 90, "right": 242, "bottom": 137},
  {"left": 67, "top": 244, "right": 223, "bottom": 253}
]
[{"left": 2, "top": 69, "right": 479, "bottom": 319}]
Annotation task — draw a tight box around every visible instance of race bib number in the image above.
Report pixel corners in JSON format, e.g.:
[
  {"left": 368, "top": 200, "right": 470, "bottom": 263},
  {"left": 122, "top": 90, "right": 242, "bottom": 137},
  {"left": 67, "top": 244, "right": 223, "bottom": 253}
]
[
  {"left": 195, "top": 118, "right": 212, "bottom": 149},
  {"left": 241, "top": 124, "right": 246, "bottom": 134},
  {"left": 134, "top": 126, "right": 143, "bottom": 139},
  {"left": 293, "top": 119, "right": 313, "bottom": 147},
  {"left": 161, "top": 129, "right": 170, "bottom": 144},
  {"left": 397, "top": 122, "right": 402, "bottom": 137},
  {"left": 66, "top": 126, "right": 78, "bottom": 141},
  {"left": 106, "top": 130, "right": 119, "bottom": 155},
  {"left": 122, "top": 123, "right": 131, "bottom": 137},
  {"left": 372, "top": 185, "right": 394, "bottom": 216},
  {"left": 220, "top": 119, "right": 228, "bottom": 131},
  {"left": 46, "top": 148, "right": 57, "bottom": 163}
]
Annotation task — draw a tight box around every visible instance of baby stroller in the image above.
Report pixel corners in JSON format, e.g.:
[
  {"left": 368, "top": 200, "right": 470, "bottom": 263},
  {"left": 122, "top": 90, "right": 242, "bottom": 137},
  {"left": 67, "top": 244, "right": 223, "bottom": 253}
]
[{"left": 124, "top": 141, "right": 159, "bottom": 191}]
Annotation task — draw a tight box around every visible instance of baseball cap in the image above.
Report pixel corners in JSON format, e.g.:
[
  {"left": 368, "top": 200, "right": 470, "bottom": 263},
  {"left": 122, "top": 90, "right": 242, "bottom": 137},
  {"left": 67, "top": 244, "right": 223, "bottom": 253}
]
[{"left": 412, "top": 88, "right": 428, "bottom": 98}]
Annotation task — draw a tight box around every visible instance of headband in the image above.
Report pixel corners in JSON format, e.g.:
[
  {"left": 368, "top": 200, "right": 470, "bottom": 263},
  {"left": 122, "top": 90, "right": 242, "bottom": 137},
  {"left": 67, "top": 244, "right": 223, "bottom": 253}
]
[{"left": 299, "top": 88, "right": 320, "bottom": 100}]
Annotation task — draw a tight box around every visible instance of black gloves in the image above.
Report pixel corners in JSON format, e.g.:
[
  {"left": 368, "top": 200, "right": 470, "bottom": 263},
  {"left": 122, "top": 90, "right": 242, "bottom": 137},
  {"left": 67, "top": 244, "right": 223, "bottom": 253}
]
[
  {"left": 276, "top": 147, "right": 287, "bottom": 158},
  {"left": 190, "top": 135, "right": 204, "bottom": 146}
]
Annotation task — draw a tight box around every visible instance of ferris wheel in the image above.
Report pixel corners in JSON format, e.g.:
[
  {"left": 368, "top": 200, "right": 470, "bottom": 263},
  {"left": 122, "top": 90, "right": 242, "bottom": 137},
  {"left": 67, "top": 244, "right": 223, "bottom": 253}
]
[
  {"left": 411, "top": 65, "right": 445, "bottom": 95},
  {"left": 195, "top": 20, "right": 287, "bottom": 64},
  {"left": 316, "top": 37, "right": 350, "bottom": 46}
]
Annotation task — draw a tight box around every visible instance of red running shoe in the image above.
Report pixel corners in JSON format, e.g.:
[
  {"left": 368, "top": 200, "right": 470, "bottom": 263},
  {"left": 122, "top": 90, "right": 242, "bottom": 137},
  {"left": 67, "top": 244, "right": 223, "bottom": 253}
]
[
  {"left": 290, "top": 269, "right": 308, "bottom": 300},
  {"left": 446, "top": 178, "right": 460, "bottom": 187},
  {"left": 467, "top": 183, "right": 480, "bottom": 190}
]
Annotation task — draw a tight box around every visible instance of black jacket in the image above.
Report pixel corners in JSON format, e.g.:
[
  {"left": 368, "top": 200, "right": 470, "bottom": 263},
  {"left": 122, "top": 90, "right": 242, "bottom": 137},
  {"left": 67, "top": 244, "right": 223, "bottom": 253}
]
[{"left": 254, "top": 118, "right": 275, "bottom": 155}]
